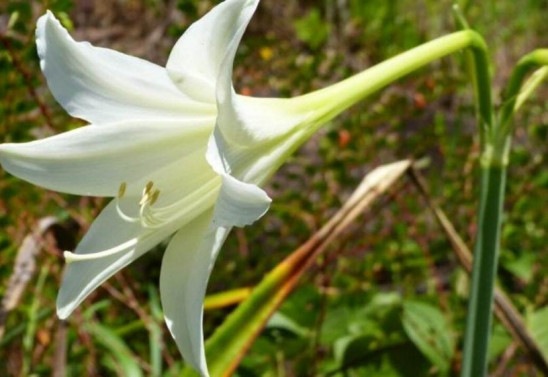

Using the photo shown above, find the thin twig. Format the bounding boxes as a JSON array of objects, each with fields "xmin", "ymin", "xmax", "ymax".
[
  {"xmin": 0, "ymin": 33, "xmax": 55, "ymax": 131},
  {"xmin": 0, "ymin": 217, "xmax": 59, "ymax": 340},
  {"xmin": 492, "ymin": 342, "xmax": 518, "ymax": 377},
  {"xmin": 52, "ymin": 321, "xmax": 67, "ymax": 377}
]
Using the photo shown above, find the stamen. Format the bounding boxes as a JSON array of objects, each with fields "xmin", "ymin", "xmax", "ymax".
[
  {"xmin": 137, "ymin": 178, "xmax": 220, "ymax": 229},
  {"xmin": 115, "ymin": 177, "xmax": 220, "ymax": 229},
  {"xmin": 64, "ymin": 238, "xmax": 138, "ymax": 263},
  {"xmin": 116, "ymin": 181, "xmax": 162, "ymax": 225}
]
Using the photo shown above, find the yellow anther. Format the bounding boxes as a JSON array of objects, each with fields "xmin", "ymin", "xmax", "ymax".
[
  {"xmin": 118, "ymin": 182, "xmax": 127, "ymax": 198},
  {"xmin": 150, "ymin": 190, "xmax": 160, "ymax": 205},
  {"xmin": 144, "ymin": 181, "xmax": 154, "ymax": 194}
]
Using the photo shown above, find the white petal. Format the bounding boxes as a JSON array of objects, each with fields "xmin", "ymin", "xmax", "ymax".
[
  {"xmin": 166, "ymin": 0, "xmax": 258, "ymax": 103},
  {"xmin": 160, "ymin": 210, "xmax": 231, "ymax": 376},
  {"xmin": 218, "ymin": 95, "xmax": 313, "ymax": 144},
  {"xmin": 212, "ymin": 174, "xmax": 270, "ymax": 227},
  {"xmin": 211, "ymin": 3, "xmax": 312, "ymax": 146},
  {"xmin": 0, "ymin": 119, "xmax": 213, "ymax": 196},
  {"xmin": 57, "ymin": 199, "xmax": 180, "ymax": 319},
  {"xmin": 36, "ymin": 11, "xmax": 215, "ymax": 124},
  {"xmin": 206, "ymin": 128, "xmax": 271, "ymax": 227}
]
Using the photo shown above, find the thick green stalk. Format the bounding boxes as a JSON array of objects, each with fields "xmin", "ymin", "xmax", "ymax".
[
  {"xmin": 460, "ymin": 48, "xmax": 548, "ymax": 377},
  {"xmin": 460, "ymin": 165, "xmax": 507, "ymax": 377}
]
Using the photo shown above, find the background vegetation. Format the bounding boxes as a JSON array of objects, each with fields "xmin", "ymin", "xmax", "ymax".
[{"xmin": 0, "ymin": 0, "xmax": 547, "ymax": 376}]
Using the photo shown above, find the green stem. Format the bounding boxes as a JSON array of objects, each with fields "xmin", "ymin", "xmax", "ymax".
[
  {"xmin": 460, "ymin": 166, "xmax": 507, "ymax": 377},
  {"xmin": 499, "ymin": 49, "xmax": 548, "ymax": 132},
  {"xmin": 462, "ymin": 47, "xmax": 548, "ymax": 377},
  {"xmin": 452, "ymin": 4, "xmax": 471, "ymax": 30}
]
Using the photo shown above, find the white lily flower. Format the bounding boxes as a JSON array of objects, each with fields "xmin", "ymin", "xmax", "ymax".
[{"xmin": 0, "ymin": 0, "xmax": 374, "ymax": 375}]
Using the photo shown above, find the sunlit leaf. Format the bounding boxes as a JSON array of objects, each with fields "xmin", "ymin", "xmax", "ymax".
[
  {"xmin": 527, "ymin": 306, "xmax": 548, "ymax": 358},
  {"xmin": 514, "ymin": 66, "xmax": 548, "ymax": 112},
  {"xmin": 402, "ymin": 300, "xmax": 454, "ymax": 374},
  {"xmin": 266, "ymin": 311, "xmax": 309, "ymax": 338},
  {"xmin": 488, "ymin": 324, "xmax": 512, "ymax": 363},
  {"xmin": 293, "ymin": 9, "xmax": 330, "ymax": 50}
]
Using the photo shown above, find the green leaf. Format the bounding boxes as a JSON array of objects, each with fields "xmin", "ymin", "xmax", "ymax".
[
  {"xmin": 402, "ymin": 300, "xmax": 454, "ymax": 374},
  {"xmin": 500, "ymin": 249, "xmax": 536, "ymax": 283},
  {"xmin": 487, "ymin": 324, "xmax": 512, "ymax": 363},
  {"xmin": 330, "ymin": 293, "xmax": 427, "ymax": 375},
  {"xmin": 85, "ymin": 322, "xmax": 143, "ymax": 377},
  {"xmin": 514, "ymin": 66, "xmax": 548, "ymax": 112},
  {"xmin": 323, "ymin": 293, "xmax": 402, "ymax": 350},
  {"xmin": 527, "ymin": 306, "xmax": 548, "ymax": 358},
  {"xmin": 336, "ymin": 334, "xmax": 429, "ymax": 377},
  {"xmin": 266, "ymin": 311, "xmax": 309, "ymax": 338},
  {"xmin": 294, "ymin": 9, "xmax": 331, "ymax": 50}
]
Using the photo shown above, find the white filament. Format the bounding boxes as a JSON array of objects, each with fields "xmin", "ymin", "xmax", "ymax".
[{"xmin": 64, "ymin": 238, "xmax": 138, "ymax": 263}]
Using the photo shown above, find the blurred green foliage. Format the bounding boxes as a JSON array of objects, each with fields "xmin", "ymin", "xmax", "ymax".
[{"xmin": 0, "ymin": 0, "xmax": 547, "ymax": 376}]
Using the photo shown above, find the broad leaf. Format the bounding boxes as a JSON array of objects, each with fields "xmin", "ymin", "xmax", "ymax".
[{"xmin": 402, "ymin": 300, "xmax": 454, "ymax": 374}]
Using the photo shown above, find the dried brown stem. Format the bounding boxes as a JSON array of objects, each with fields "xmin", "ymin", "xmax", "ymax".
[{"xmin": 0, "ymin": 217, "xmax": 59, "ymax": 340}]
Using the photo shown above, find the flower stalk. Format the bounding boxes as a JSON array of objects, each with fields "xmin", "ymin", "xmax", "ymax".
[{"xmin": 460, "ymin": 47, "xmax": 548, "ymax": 377}]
